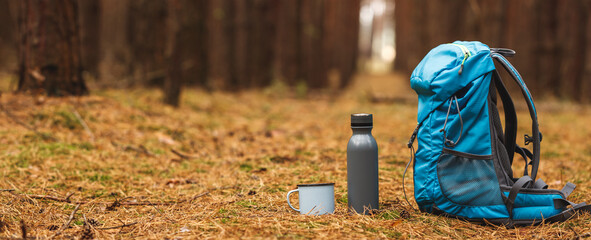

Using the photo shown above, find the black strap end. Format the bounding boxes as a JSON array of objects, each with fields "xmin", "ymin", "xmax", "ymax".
[
  {"xmin": 561, "ymin": 182, "xmax": 576, "ymax": 198},
  {"xmin": 553, "ymin": 198, "xmax": 573, "ymax": 210},
  {"xmin": 491, "ymin": 48, "xmax": 516, "ymax": 57}
]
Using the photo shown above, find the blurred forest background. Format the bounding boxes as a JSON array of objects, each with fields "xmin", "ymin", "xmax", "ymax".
[
  {"xmin": 4, "ymin": 1, "xmax": 591, "ymax": 238},
  {"xmin": 0, "ymin": 0, "xmax": 591, "ymax": 104}
]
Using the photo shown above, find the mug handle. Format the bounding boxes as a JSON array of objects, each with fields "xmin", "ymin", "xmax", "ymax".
[{"xmin": 286, "ymin": 189, "xmax": 300, "ymax": 212}]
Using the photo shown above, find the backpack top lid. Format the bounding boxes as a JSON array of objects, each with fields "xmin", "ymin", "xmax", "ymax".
[{"xmin": 411, "ymin": 41, "xmax": 495, "ymax": 124}]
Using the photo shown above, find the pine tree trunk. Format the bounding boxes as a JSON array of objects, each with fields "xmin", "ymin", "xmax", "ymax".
[
  {"xmin": 126, "ymin": 0, "xmax": 168, "ymax": 86},
  {"xmin": 163, "ymin": 0, "xmax": 182, "ymax": 107},
  {"xmin": 300, "ymin": 0, "xmax": 325, "ymax": 89},
  {"xmin": 582, "ymin": 1, "xmax": 591, "ymax": 103},
  {"xmin": 0, "ymin": 0, "xmax": 17, "ymax": 73},
  {"xmin": 555, "ymin": 1, "xmax": 588, "ymax": 101},
  {"xmin": 78, "ymin": 0, "xmax": 101, "ymax": 79},
  {"xmin": 98, "ymin": 0, "xmax": 130, "ymax": 85},
  {"xmin": 178, "ymin": 0, "xmax": 208, "ymax": 87},
  {"xmin": 274, "ymin": 1, "xmax": 301, "ymax": 86},
  {"xmin": 206, "ymin": 0, "xmax": 235, "ymax": 90},
  {"xmin": 18, "ymin": 0, "xmax": 88, "ymax": 96},
  {"xmin": 246, "ymin": 0, "xmax": 276, "ymax": 88},
  {"xmin": 323, "ymin": 0, "xmax": 360, "ymax": 88}
]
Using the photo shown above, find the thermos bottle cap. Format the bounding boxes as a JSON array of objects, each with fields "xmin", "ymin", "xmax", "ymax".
[{"xmin": 351, "ymin": 113, "xmax": 373, "ymax": 127}]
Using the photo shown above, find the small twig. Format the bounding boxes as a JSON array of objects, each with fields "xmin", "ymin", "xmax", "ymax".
[
  {"xmin": 51, "ymin": 203, "xmax": 81, "ymax": 238},
  {"xmin": 65, "ymin": 192, "xmax": 75, "ymax": 202},
  {"xmin": 171, "ymin": 148, "xmax": 198, "ymax": 160},
  {"xmin": 63, "ymin": 204, "xmax": 81, "ymax": 230},
  {"xmin": 0, "ymin": 189, "xmax": 15, "ymax": 192},
  {"xmin": 577, "ymin": 233, "xmax": 591, "ymax": 239},
  {"xmin": 10, "ymin": 193, "xmax": 177, "ymax": 205},
  {"xmin": 111, "ymin": 141, "xmax": 154, "ymax": 157},
  {"xmin": 30, "ymin": 194, "xmax": 70, "ymax": 202},
  {"xmin": 190, "ymin": 191, "xmax": 210, "ymax": 201},
  {"xmin": 570, "ymin": 226, "xmax": 582, "ymax": 240},
  {"xmin": 208, "ymin": 185, "xmax": 239, "ymax": 191},
  {"xmin": 26, "ymin": 194, "xmax": 74, "ymax": 203},
  {"xmin": 106, "ymin": 196, "xmax": 133, "ymax": 211},
  {"xmin": 117, "ymin": 201, "xmax": 178, "ymax": 206},
  {"xmin": 97, "ymin": 221, "xmax": 138, "ymax": 230},
  {"xmin": 4, "ymin": 191, "xmax": 208, "ymax": 207},
  {"xmin": 124, "ymin": 145, "xmax": 145, "ymax": 154},
  {"xmin": 71, "ymin": 107, "xmax": 95, "ymax": 142},
  {"xmin": 20, "ymin": 219, "xmax": 26, "ymax": 240},
  {"xmin": 3, "ymin": 191, "xmax": 89, "ymax": 204},
  {"xmin": 569, "ymin": 226, "xmax": 590, "ymax": 240},
  {"xmin": 138, "ymin": 145, "xmax": 154, "ymax": 156}
]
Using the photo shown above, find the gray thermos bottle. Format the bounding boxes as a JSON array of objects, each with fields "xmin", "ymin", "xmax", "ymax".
[{"xmin": 347, "ymin": 113, "xmax": 379, "ymax": 214}]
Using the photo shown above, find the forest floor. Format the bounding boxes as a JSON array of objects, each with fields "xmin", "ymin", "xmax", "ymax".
[{"xmin": 1, "ymin": 73, "xmax": 591, "ymax": 239}]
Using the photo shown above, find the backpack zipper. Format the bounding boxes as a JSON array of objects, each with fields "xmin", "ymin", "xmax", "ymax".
[{"xmin": 449, "ymin": 43, "xmax": 471, "ymax": 75}]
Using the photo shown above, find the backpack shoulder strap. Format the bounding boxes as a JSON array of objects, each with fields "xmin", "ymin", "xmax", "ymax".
[
  {"xmin": 491, "ymin": 70, "xmax": 518, "ymax": 164},
  {"xmin": 490, "ymin": 52, "xmax": 541, "ymax": 182}
]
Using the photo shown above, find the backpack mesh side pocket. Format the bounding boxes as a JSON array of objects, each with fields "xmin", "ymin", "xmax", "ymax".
[{"xmin": 437, "ymin": 149, "xmax": 504, "ymax": 206}]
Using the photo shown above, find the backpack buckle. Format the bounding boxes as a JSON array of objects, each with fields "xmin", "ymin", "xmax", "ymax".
[
  {"xmin": 524, "ymin": 134, "xmax": 533, "ymax": 145},
  {"xmin": 524, "ymin": 132, "xmax": 543, "ymax": 145}
]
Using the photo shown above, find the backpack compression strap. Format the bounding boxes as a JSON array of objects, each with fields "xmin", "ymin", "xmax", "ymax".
[{"xmin": 490, "ymin": 52, "xmax": 541, "ymax": 182}]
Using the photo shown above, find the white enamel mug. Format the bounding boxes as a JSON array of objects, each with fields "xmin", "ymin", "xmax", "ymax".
[{"xmin": 286, "ymin": 183, "xmax": 335, "ymax": 215}]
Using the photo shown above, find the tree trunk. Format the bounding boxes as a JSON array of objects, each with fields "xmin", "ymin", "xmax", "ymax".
[
  {"xmin": 179, "ymin": 0, "xmax": 208, "ymax": 87},
  {"xmin": 0, "ymin": 0, "xmax": 17, "ymax": 73},
  {"xmin": 85, "ymin": 0, "xmax": 360, "ymax": 91},
  {"xmin": 394, "ymin": 0, "xmax": 430, "ymax": 74},
  {"xmin": 163, "ymin": 0, "xmax": 182, "ymax": 107},
  {"xmin": 274, "ymin": 1, "xmax": 301, "ymax": 86},
  {"xmin": 323, "ymin": 0, "xmax": 360, "ymax": 88},
  {"xmin": 17, "ymin": 0, "xmax": 88, "ymax": 96},
  {"xmin": 78, "ymin": 0, "xmax": 101, "ymax": 79},
  {"xmin": 534, "ymin": 0, "xmax": 559, "ymax": 97},
  {"xmin": 582, "ymin": 1, "xmax": 591, "ymax": 103},
  {"xmin": 300, "ymin": 0, "xmax": 325, "ymax": 89},
  {"xmin": 556, "ymin": 1, "xmax": 587, "ymax": 101},
  {"xmin": 126, "ymin": 0, "xmax": 168, "ymax": 86},
  {"xmin": 206, "ymin": 0, "xmax": 235, "ymax": 90},
  {"xmin": 245, "ymin": 0, "xmax": 276, "ymax": 88},
  {"xmin": 98, "ymin": 0, "xmax": 130, "ymax": 85}
]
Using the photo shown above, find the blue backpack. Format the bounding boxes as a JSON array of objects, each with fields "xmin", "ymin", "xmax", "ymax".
[{"xmin": 405, "ymin": 41, "xmax": 590, "ymax": 226}]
